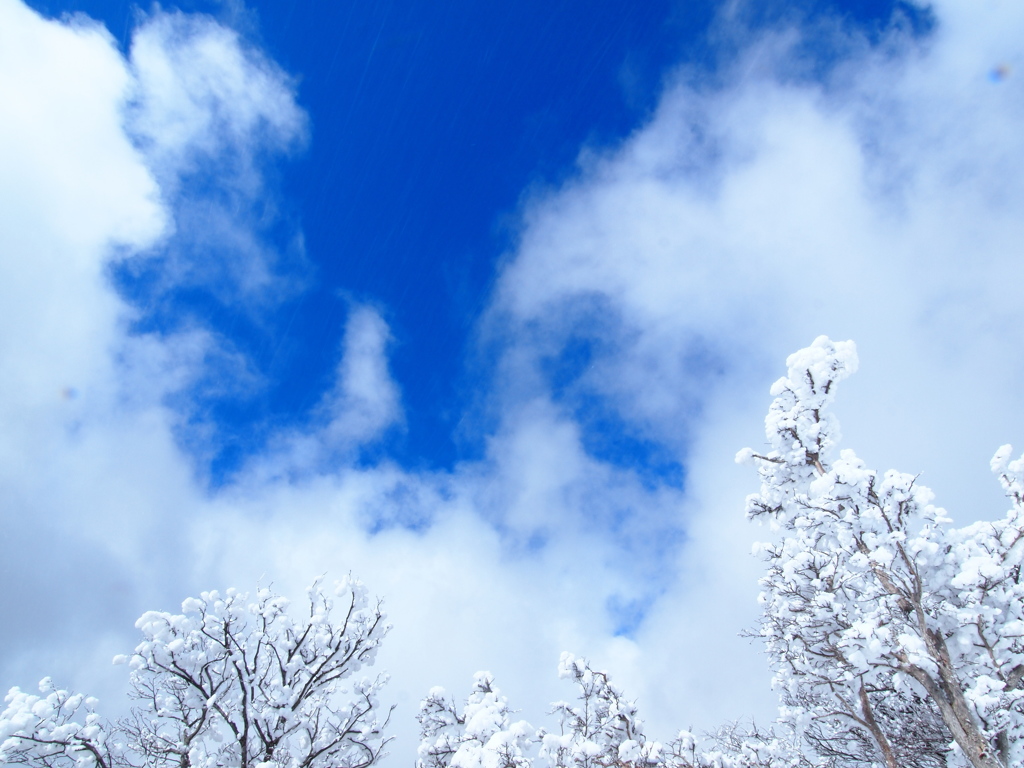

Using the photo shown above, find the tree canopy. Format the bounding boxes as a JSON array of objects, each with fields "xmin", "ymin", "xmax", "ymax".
[{"xmin": 1, "ymin": 578, "xmax": 391, "ymax": 768}]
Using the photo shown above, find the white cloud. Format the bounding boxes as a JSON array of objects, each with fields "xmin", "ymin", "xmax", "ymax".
[
  {"xmin": 478, "ymin": 0, "xmax": 1024, "ymax": 737},
  {"xmin": 492, "ymin": 0, "xmax": 1024, "ymax": 513},
  {"xmin": 323, "ymin": 306, "xmax": 404, "ymax": 447},
  {"xmin": 128, "ymin": 9, "xmax": 306, "ymax": 191},
  {"xmin": 0, "ymin": 0, "xmax": 305, "ymax": 708},
  {"xmin": 2, "ymin": 0, "xmax": 1024, "ymax": 763},
  {"xmin": 123, "ymin": 8, "xmax": 309, "ymax": 306},
  {"xmin": 247, "ymin": 304, "xmax": 405, "ymax": 479},
  {"xmin": 0, "ymin": 0, "xmax": 162, "ymax": 430}
]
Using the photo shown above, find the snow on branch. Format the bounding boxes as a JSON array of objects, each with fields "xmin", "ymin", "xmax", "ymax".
[
  {"xmin": 2, "ymin": 579, "xmax": 393, "ymax": 768},
  {"xmin": 739, "ymin": 336, "xmax": 1024, "ymax": 768}
]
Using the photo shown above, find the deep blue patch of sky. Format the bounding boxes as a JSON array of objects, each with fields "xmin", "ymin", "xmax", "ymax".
[
  {"xmin": 540, "ymin": 331, "xmax": 688, "ymax": 490},
  {"xmin": 34, "ymin": 0, "xmax": 932, "ymax": 484}
]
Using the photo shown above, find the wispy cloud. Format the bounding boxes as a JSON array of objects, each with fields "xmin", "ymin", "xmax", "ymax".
[
  {"xmin": 245, "ymin": 304, "xmax": 405, "ymax": 480},
  {"xmin": 122, "ymin": 8, "xmax": 309, "ymax": 310}
]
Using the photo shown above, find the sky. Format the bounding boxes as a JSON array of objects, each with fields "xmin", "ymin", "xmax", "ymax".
[{"xmin": 1, "ymin": 0, "xmax": 1023, "ymax": 761}]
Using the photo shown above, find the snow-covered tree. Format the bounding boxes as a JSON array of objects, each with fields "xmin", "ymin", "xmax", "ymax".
[
  {"xmin": 784, "ymin": 686, "xmax": 950, "ymax": 768},
  {"xmin": 417, "ymin": 672, "xmax": 533, "ymax": 768},
  {"xmin": 538, "ymin": 653, "xmax": 660, "ymax": 768},
  {"xmin": 738, "ymin": 336, "xmax": 1024, "ymax": 768},
  {"xmin": 661, "ymin": 723, "xmax": 808, "ymax": 768},
  {"xmin": 0, "ymin": 578, "xmax": 392, "ymax": 768},
  {"xmin": 419, "ymin": 655, "xmax": 659, "ymax": 768},
  {"xmin": 0, "ymin": 678, "xmax": 116, "ymax": 768}
]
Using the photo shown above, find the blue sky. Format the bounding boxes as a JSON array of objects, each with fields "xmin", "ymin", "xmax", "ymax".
[
  {"xmin": 53, "ymin": 0, "xmax": 714, "ymax": 477},
  {"xmin": 2, "ymin": 0, "xmax": 1023, "ymax": 761},
  {"xmin": 27, "ymin": 0, "xmax": 926, "ymax": 480}
]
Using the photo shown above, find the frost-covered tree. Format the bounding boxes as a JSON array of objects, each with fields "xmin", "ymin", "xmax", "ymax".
[
  {"xmin": 662, "ymin": 723, "xmax": 809, "ymax": 768},
  {"xmin": 0, "ymin": 578, "xmax": 392, "ymax": 768},
  {"xmin": 737, "ymin": 336, "xmax": 1024, "ymax": 768},
  {"xmin": 419, "ymin": 655, "xmax": 659, "ymax": 768},
  {"xmin": 0, "ymin": 679, "xmax": 116, "ymax": 768},
  {"xmin": 417, "ymin": 672, "xmax": 533, "ymax": 768},
  {"xmin": 538, "ymin": 653, "xmax": 660, "ymax": 768},
  {"xmin": 786, "ymin": 686, "xmax": 950, "ymax": 768}
]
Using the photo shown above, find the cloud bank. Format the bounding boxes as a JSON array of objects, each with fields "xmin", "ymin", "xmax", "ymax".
[{"xmin": 2, "ymin": 0, "xmax": 1023, "ymax": 761}]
